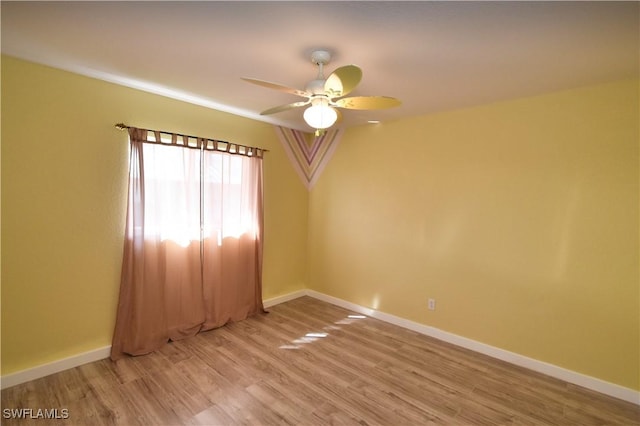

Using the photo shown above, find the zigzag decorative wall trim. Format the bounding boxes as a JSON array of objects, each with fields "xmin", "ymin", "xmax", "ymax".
[{"xmin": 275, "ymin": 126, "xmax": 343, "ymax": 189}]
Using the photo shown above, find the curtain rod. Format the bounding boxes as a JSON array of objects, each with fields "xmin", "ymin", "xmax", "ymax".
[{"xmin": 114, "ymin": 123, "xmax": 269, "ymax": 153}]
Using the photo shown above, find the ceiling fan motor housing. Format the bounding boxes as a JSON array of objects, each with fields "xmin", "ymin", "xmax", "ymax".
[{"xmin": 305, "ymin": 79, "xmax": 326, "ymax": 95}]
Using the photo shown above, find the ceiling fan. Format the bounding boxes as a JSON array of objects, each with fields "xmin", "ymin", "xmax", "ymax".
[{"xmin": 242, "ymin": 50, "xmax": 401, "ymax": 134}]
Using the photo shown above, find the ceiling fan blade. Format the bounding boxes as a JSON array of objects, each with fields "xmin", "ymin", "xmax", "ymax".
[
  {"xmin": 334, "ymin": 96, "xmax": 401, "ymax": 110},
  {"xmin": 242, "ymin": 77, "xmax": 310, "ymax": 98},
  {"xmin": 260, "ymin": 100, "xmax": 310, "ymax": 115},
  {"xmin": 324, "ymin": 65, "xmax": 362, "ymax": 98}
]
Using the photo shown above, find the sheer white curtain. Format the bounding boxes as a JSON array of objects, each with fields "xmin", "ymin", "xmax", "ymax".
[{"xmin": 111, "ymin": 128, "xmax": 264, "ymax": 359}]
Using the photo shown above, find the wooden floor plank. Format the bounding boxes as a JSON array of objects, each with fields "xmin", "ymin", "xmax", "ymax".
[{"xmin": 2, "ymin": 296, "xmax": 638, "ymax": 425}]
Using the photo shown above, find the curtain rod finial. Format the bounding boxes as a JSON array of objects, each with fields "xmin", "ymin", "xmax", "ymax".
[{"xmin": 115, "ymin": 123, "xmax": 128, "ymax": 131}]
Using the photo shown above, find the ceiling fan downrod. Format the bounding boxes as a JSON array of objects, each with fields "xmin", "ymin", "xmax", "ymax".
[
  {"xmin": 305, "ymin": 50, "xmax": 332, "ymax": 95},
  {"xmin": 311, "ymin": 50, "xmax": 331, "ymax": 79}
]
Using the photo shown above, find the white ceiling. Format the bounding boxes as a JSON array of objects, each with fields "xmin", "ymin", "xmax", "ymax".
[{"xmin": 2, "ymin": 1, "xmax": 638, "ymax": 132}]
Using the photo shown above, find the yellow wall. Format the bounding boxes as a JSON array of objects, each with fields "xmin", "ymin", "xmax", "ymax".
[
  {"xmin": 3, "ymin": 55, "xmax": 638, "ymax": 392},
  {"xmin": 1, "ymin": 56, "xmax": 308, "ymax": 374},
  {"xmin": 308, "ymin": 79, "xmax": 639, "ymax": 390}
]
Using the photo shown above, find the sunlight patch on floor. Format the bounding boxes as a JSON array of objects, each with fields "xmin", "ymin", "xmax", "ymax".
[
  {"xmin": 335, "ymin": 314, "xmax": 367, "ymax": 325},
  {"xmin": 278, "ymin": 313, "xmax": 367, "ymax": 350}
]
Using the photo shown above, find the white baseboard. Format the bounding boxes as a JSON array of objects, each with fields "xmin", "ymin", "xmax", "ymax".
[
  {"xmin": 263, "ymin": 290, "xmax": 307, "ymax": 309},
  {"xmin": 1, "ymin": 346, "xmax": 111, "ymax": 390},
  {"xmin": 304, "ymin": 289, "xmax": 640, "ymax": 406},
  {"xmin": 3, "ymin": 289, "xmax": 638, "ymax": 406}
]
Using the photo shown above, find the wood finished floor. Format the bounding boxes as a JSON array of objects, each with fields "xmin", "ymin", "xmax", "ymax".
[{"xmin": 2, "ymin": 296, "xmax": 639, "ymax": 425}]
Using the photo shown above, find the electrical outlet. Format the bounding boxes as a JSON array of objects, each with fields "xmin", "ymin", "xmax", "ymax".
[{"xmin": 428, "ymin": 298, "xmax": 436, "ymax": 311}]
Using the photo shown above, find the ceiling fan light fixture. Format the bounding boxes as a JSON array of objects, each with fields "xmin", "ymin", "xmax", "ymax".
[
  {"xmin": 243, "ymin": 49, "xmax": 400, "ymax": 131},
  {"xmin": 303, "ymin": 98, "xmax": 337, "ymax": 130}
]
